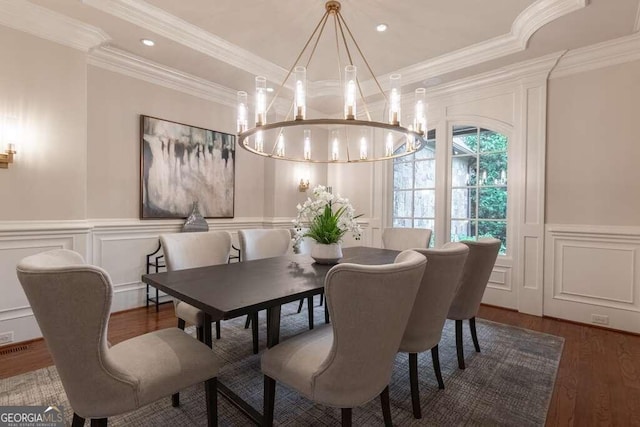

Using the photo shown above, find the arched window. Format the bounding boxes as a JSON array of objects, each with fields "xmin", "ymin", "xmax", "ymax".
[{"xmin": 450, "ymin": 126, "xmax": 508, "ymax": 254}]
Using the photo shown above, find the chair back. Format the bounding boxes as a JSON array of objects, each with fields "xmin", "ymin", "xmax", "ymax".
[
  {"xmin": 314, "ymin": 250, "xmax": 426, "ymax": 407},
  {"xmin": 160, "ymin": 231, "xmax": 231, "ymax": 271},
  {"xmin": 16, "ymin": 250, "xmax": 138, "ymax": 416},
  {"xmin": 238, "ymin": 229, "xmax": 291, "ymax": 261},
  {"xmin": 382, "ymin": 227, "xmax": 432, "ymax": 251},
  {"xmin": 400, "ymin": 243, "xmax": 469, "ymax": 353},
  {"xmin": 447, "ymin": 238, "xmax": 501, "ymax": 320}
]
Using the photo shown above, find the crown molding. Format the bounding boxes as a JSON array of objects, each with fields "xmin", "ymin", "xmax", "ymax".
[
  {"xmin": 82, "ymin": 0, "xmax": 289, "ymax": 88},
  {"xmin": 550, "ymin": 32, "xmax": 640, "ymax": 79},
  {"xmin": 81, "ymin": 0, "xmax": 584, "ymax": 98},
  {"xmin": 88, "ymin": 46, "xmax": 238, "ymax": 107},
  {"xmin": 357, "ymin": 0, "xmax": 587, "ymax": 95},
  {"xmin": 0, "ymin": 0, "xmax": 109, "ymax": 51},
  {"xmin": 360, "ymin": 51, "xmax": 564, "ymax": 118},
  {"xmin": 87, "ymin": 46, "xmax": 309, "ymax": 117}
]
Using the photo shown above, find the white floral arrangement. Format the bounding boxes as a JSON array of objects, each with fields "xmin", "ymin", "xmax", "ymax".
[{"xmin": 292, "ymin": 185, "xmax": 362, "ymax": 250}]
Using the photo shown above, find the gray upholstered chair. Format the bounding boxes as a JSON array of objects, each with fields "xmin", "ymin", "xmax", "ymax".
[
  {"xmin": 382, "ymin": 227, "xmax": 432, "ymax": 250},
  {"xmin": 16, "ymin": 249, "xmax": 220, "ymax": 427},
  {"xmin": 261, "ymin": 250, "xmax": 427, "ymax": 427},
  {"xmin": 398, "ymin": 243, "xmax": 469, "ymax": 419},
  {"xmin": 447, "ymin": 238, "xmax": 501, "ymax": 369},
  {"xmin": 238, "ymin": 228, "xmax": 292, "ymax": 353},
  {"xmin": 160, "ymin": 231, "xmax": 232, "ymax": 342}
]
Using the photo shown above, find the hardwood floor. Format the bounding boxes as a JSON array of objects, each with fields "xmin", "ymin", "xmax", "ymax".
[{"xmin": 1, "ymin": 303, "xmax": 639, "ymax": 426}]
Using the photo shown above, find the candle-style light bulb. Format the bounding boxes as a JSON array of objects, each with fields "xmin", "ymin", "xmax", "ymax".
[
  {"xmin": 360, "ymin": 136, "xmax": 368, "ymax": 160},
  {"xmin": 331, "ymin": 130, "xmax": 339, "ymax": 161},
  {"xmin": 276, "ymin": 133, "xmax": 285, "ymax": 157},
  {"xmin": 389, "ymin": 74, "xmax": 401, "ymax": 125},
  {"xmin": 237, "ymin": 91, "xmax": 248, "ymax": 133},
  {"xmin": 385, "ymin": 132, "xmax": 394, "ymax": 157},
  {"xmin": 414, "ymin": 88, "xmax": 427, "ymax": 135},
  {"xmin": 255, "ymin": 130, "xmax": 264, "ymax": 152},
  {"xmin": 303, "ymin": 129, "xmax": 311, "ymax": 160},
  {"xmin": 294, "ymin": 66, "xmax": 306, "ymax": 120},
  {"xmin": 344, "ymin": 65, "xmax": 357, "ymax": 119},
  {"xmin": 255, "ymin": 76, "xmax": 267, "ymax": 126}
]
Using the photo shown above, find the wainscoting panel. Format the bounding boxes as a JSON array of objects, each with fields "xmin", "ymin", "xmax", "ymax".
[
  {"xmin": 0, "ymin": 223, "xmax": 91, "ymax": 343},
  {"xmin": 482, "ymin": 262, "xmax": 516, "ymax": 310},
  {"xmin": 545, "ymin": 224, "xmax": 640, "ymax": 333}
]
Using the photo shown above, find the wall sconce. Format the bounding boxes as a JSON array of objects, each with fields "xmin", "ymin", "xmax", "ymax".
[
  {"xmin": 298, "ymin": 178, "xmax": 310, "ymax": 192},
  {"xmin": 1, "ymin": 116, "xmax": 18, "ymax": 169}
]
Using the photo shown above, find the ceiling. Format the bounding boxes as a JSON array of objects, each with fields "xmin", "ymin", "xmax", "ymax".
[{"xmin": 18, "ymin": 0, "xmax": 640, "ymax": 114}]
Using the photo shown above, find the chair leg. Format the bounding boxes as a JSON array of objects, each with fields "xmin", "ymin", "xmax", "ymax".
[
  {"xmin": 251, "ymin": 312, "xmax": 259, "ymax": 354},
  {"xmin": 380, "ymin": 385, "xmax": 392, "ymax": 427},
  {"xmin": 90, "ymin": 419, "xmax": 107, "ymax": 427},
  {"xmin": 296, "ymin": 298, "xmax": 304, "ymax": 313},
  {"xmin": 177, "ymin": 318, "xmax": 185, "ymax": 330},
  {"xmin": 307, "ymin": 296, "xmax": 314, "ymax": 330},
  {"xmin": 470, "ymin": 317, "xmax": 480, "ymax": 353},
  {"xmin": 244, "ymin": 315, "xmax": 251, "ymax": 329},
  {"xmin": 196, "ymin": 326, "xmax": 204, "ymax": 342},
  {"xmin": 72, "ymin": 413, "xmax": 85, "ymax": 427},
  {"xmin": 215, "ymin": 321, "xmax": 221, "ymax": 340},
  {"xmin": 324, "ymin": 301, "xmax": 330, "ymax": 324},
  {"xmin": 205, "ymin": 377, "xmax": 218, "ymax": 427},
  {"xmin": 455, "ymin": 319, "xmax": 465, "ymax": 369},
  {"xmin": 341, "ymin": 408, "xmax": 352, "ymax": 427},
  {"xmin": 431, "ymin": 345, "xmax": 445, "ymax": 390},
  {"xmin": 319, "ymin": 293, "xmax": 324, "ymax": 306},
  {"xmin": 263, "ymin": 375, "xmax": 276, "ymax": 427},
  {"xmin": 409, "ymin": 353, "xmax": 422, "ymax": 419},
  {"xmin": 171, "ymin": 392, "xmax": 179, "ymax": 407}
]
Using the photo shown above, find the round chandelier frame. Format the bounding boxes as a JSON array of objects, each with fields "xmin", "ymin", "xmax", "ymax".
[{"xmin": 236, "ymin": 0, "xmax": 428, "ymax": 163}]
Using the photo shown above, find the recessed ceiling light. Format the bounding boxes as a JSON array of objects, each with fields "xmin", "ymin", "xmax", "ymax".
[
  {"xmin": 266, "ymin": 87, "xmax": 274, "ymax": 93},
  {"xmin": 376, "ymin": 23, "xmax": 388, "ymax": 32},
  {"xmin": 141, "ymin": 39, "xmax": 155, "ymax": 47}
]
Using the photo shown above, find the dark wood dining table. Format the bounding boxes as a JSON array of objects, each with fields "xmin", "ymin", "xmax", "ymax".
[{"xmin": 141, "ymin": 246, "xmax": 399, "ymax": 424}]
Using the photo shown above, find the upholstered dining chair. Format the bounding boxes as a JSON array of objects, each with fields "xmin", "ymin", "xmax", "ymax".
[
  {"xmin": 16, "ymin": 249, "xmax": 220, "ymax": 427},
  {"xmin": 382, "ymin": 227, "xmax": 432, "ymax": 250},
  {"xmin": 160, "ymin": 231, "xmax": 232, "ymax": 342},
  {"xmin": 398, "ymin": 243, "xmax": 469, "ymax": 419},
  {"xmin": 447, "ymin": 238, "xmax": 501, "ymax": 369},
  {"xmin": 238, "ymin": 228, "xmax": 292, "ymax": 354},
  {"xmin": 261, "ymin": 250, "xmax": 427, "ymax": 427}
]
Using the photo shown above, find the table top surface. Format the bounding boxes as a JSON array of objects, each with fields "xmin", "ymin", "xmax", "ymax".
[{"xmin": 141, "ymin": 246, "xmax": 399, "ymax": 320}]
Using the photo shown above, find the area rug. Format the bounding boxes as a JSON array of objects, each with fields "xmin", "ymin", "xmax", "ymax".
[{"xmin": 0, "ymin": 301, "xmax": 563, "ymax": 426}]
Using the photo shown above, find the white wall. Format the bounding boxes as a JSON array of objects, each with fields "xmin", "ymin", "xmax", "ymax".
[
  {"xmin": 87, "ymin": 66, "xmax": 265, "ymax": 219},
  {"xmin": 0, "ymin": 26, "xmax": 87, "ymax": 221},
  {"xmin": 544, "ymin": 59, "xmax": 640, "ymax": 333}
]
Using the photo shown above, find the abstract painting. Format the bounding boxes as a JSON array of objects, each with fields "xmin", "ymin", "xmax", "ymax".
[{"xmin": 140, "ymin": 115, "xmax": 235, "ymax": 218}]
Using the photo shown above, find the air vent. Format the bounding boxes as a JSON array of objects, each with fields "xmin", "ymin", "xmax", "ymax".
[{"xmin": 0, "ymin": 344, "xmax": 29, "ymax": 355}]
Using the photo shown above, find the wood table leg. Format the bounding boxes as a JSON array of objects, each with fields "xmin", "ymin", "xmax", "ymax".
[
  {"xmin": 266, "ymin": 306, "xmax": 281, "ymax": 348},
  {"xmin": 203, "ymin": 313, "xmax": 213, "ymax": 348}
]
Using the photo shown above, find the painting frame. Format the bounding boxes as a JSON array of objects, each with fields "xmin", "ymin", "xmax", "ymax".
[{"xmin": 140, "ymin": 115, "xmax": 235, "ymax": 219}]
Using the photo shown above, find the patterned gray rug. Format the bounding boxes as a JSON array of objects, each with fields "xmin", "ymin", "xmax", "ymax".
[{"xmin": 0, "ymin": 301, "xmax": 563, "ymax": 426}]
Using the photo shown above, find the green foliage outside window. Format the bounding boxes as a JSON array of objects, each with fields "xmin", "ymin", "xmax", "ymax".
[{"xmin": 453, "ymin": 129, "xmax": 508, "ymax": 254}]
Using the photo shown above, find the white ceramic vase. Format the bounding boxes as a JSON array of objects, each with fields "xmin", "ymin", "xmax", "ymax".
[{"xmin": 310, "ymin": 242, "xmax": 343, "ymax": 265}]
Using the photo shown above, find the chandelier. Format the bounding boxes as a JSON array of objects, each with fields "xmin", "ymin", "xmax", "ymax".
[{"xmin": 236, "ymin": 1, "xmax": 428, "ymax": 163}]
